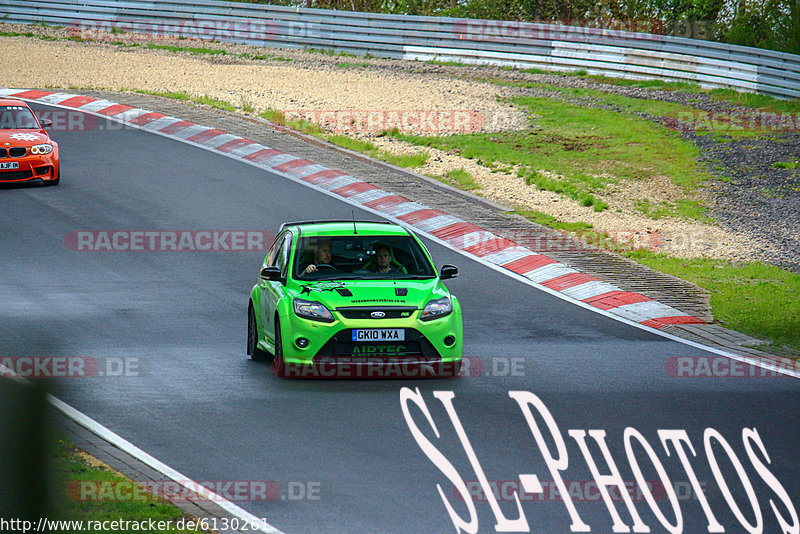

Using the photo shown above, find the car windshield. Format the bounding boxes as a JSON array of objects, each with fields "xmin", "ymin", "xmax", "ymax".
[
  {"xmin": 0, "ymin": 106, "xmax": 39, "ymax": 130},
  {"xmin": 293, "ymin": 234, "xmax": 436, "ymax": 281}
]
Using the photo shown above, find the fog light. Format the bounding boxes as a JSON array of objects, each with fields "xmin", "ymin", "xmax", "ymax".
[
  {"xmin": 296, "ymin": 338, "xmax": 309, "ymax": 348},
  {"xmin": 444, "ymin": 335, "xmax": 456, "ymax": 347}
]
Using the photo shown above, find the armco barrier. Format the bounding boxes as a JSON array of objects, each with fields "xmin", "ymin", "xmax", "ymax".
[{"xmin": 1, "ymin": 0, "xmax": 798, "ymax": 99}]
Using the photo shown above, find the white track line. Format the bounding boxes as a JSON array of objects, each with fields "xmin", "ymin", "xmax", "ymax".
[
  {"xmin": 0, "ymin": 360, "xmax": 284, "ymax": 534},
  {"xmin": 49, "ymin": 396, "xmax": 285, "ymax": 534}
]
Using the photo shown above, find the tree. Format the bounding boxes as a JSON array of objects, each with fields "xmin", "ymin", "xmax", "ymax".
[{"xmin": 721, "ymin": 0, "xmax": 799, "ymax": 53}]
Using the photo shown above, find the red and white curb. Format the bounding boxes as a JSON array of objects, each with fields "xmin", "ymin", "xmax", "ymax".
[
  {"xmin": 7, "ymin": 87, "xmax": 798, "ymax": 380},
  {"xmin": 3, "ymin": 87, "xmax": 703, "ymax": 329}
]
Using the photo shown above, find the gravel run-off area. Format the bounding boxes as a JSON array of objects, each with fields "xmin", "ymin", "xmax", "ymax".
[{"xmin": 2, "ymin": 24, "xmax": 798, "ymax": 271}]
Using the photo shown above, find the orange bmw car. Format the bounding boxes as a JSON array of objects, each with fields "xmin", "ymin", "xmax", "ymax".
[{"xmin": 0, "ymin": 98, "xmax": 59, "ymax": 186}]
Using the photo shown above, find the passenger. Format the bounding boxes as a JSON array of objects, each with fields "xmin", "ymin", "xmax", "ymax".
[{"xmin": 368, "ymin": 243, "xmax": 406, "ymax": 274}]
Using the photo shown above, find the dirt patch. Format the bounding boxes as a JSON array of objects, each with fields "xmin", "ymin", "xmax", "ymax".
[
  {"xmin": 368, "ymin": 136, "xmax": 764, "ymax": 260},
  {"xmin": 75, "ymin": 450, "xmax": 126, "ymax": 477},
  {"xmin": 0, "ymin": 29, "xmax": 526, "ymax": 134}
]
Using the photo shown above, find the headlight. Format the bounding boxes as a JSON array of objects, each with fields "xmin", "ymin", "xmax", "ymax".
[
  {"xmin": 420, "ymin": 297, "xmax": 452, "ymax": 321},
  {"xmin": 31, "ymin": 144, "xmax": 53, "ymax": 155},
  {"xmin": 293, "ymin": 298, "xmax": 334, "ymax": 322}
]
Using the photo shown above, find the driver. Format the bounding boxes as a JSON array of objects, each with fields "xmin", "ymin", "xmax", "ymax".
[{"xmin": 300, "ymin": 238, "xmax": 335, "ymax": 275}]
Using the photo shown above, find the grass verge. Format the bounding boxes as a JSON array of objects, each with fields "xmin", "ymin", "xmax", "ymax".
[
  {"xmin": 391, "ymin": 93, "xmax": 710, "ymax": 214},
  {"xmin": 305, "ymin": 47, "xmax": 356, "ymax": 57},
  {"xmin": 429, "ymin": 168, "xmax": 480, "ymax": 190},
  {"xmin": 133, "ymin": 90, "xmax": 236, "ymax": 112},
  {"xmin": 709, "ymin": 89, "xmax": 800, "ymax": 113},
  {"xmin": 482, "ymin": 78, "xmax": 797, "ymax": 140},
  {"xmin": 582, "ymin": 75, "xmax": 703, "ymax": 92},
  {"xmin": 260, "ymin": 109, "xmax": 332, "ymax": 136},
  {"xmin": 0, "ymin": 30, "xmax": 57, "ymax": 40},
  {"xmin": 514, "ymin": 209, "xmax": 593, "ymax": 232},
  {"xmin": 636, "ymin": 198, "xmax": 708, "ymax": 221},
  {"xmin": 142, "ymin": 43, "xmax": 291, "ymax": 61},
  {"xmin": 146, "ymin": 44, "xmax": 226, "ymax": 56},
  {"xmin": 513, "ymin": 209, "xmax": 632, "ymax": 252},
  {"xmin": 515, "ymin": 210, "xmax": 800, "ymax": 357},
  {"xmin": 772, "ymin": 161, "xmax": 800, "ymax": 169},
  {"xmin": 481, "ymin": 78, "xmax": 703, "ymax": 118},
  {"xmin": 626, "ymin": 251, "xmax": 800, "ymax": 357},
  {"xmin": 335, "ymin": 62, "xmax": 371, "ymax": 68},
  {"xmin": 257, "ymin": 112, "xmax": 428, "ymax": 168},
  {"xmin": 426, "ymin": 59, "xmax": 468, "ymax": 67},
  {"xmin": 325, "ymin": 135, "xmax": 429, "ymax": 168},
  {"xmin": 50, "ymin": 434, "xmax": 208, "ymax": 533}
]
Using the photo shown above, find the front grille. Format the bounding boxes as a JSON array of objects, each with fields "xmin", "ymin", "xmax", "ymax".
[
  {"xmin": 9, "ymin": 147, "xmax": 26, "ymax": 157},
  {"xmin": 336, "ymin": 306, "xmax": 417, "ymax": 320},
  {"xmin": 0, "ymin": 170, "xmax": 33, "ymax": 181},
  {"xmin": 314, "ymin": 328, "xmax": 440, "ymax": 359},
  {"xmin": 0, "ymin": 148, "xmax": 6, "ymax": 158}
]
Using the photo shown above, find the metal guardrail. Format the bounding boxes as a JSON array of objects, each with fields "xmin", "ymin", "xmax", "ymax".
[{"xmin": 2, "ymin": 0, "xmax": 799, "ymax": 99}]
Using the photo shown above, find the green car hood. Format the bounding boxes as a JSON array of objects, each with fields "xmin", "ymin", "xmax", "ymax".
[{"xmin": 288, "ymin": 279, "xmax": 448, "ymax": 310}]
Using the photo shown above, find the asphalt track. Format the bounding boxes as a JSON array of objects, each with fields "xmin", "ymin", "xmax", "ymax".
[{"xmin": 2, "ymin": 103, "xmax": 799, "ymax": 533}]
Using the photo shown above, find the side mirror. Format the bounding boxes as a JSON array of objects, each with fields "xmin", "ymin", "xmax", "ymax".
[
  {"xmin": 40, "ymin": 118, "xmax": 53, "ymax": 128},
  {"xmin": 440, "ymin": 264, "xmax": 458, "ymax": 280},
  {"xmin": 260, "ymin": 266, "xmax": 281, "ymax": 282}
]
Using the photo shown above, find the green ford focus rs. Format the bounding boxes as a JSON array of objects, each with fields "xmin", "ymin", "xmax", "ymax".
[{"xmin": 247, "ymin": 220, "xmax": 462, "ymax": 378}]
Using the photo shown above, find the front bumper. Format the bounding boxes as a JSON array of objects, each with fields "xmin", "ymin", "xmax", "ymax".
[
  {"xmin": 279, "ymin": 357, "xmax": 462, "ymax": 379},
  {"xmin": 277, "ymin": 310, "xmax": 462, "ymax": 367},
  {"xmin": 0, "ymin": 154, "xmax": 58, "ymax": 183}
]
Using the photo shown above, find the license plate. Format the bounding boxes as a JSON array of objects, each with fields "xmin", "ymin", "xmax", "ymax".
[
  {"xmin": 352, "ymin": 329, "xmax": 405, "ymax": 342},
  {"xmin": 0, "ymin": 162, "xmax": 19, "ymax": 170}
]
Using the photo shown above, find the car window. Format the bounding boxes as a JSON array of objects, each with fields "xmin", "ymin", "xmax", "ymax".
[
  {"xmin": 273, "ymin": 237, "xmax": 287, "ymax": 269},
  {"xmin": 265, "ymin": 238, "xmax": 278, "ymax": 267},
  {"xmin": 268, "ymin": 232, "xmax": 293, "ymax": 275},
  {"xmin": 0, "ymin": 106, "xmax": 38, "ymax": 129},
  {"xmin": 265, "ymin": 232, "xmax": 286, "ymax": 267},
  {"xmin": 293, "ymin": 234, "xmax": 436, "ymax": 280},
  {"xmin": 279, "ymin": 234, "xmax": 292, "ymax": 277}
]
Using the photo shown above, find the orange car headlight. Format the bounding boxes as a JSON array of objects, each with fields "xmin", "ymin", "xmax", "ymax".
[{"xmin": 30, "ymin": 144, "xmax": 53, "ymax": 155}]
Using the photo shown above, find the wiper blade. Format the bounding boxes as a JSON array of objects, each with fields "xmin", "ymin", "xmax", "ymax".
[{"xmin": 395, "ymin": 274, "xmax": 436, "ymax": 279}]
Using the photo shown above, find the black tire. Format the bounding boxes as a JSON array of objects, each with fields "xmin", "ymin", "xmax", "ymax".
[
  {"xmin": 272, "ymin": 317, "xmax": 287, "ymax": 378},
  {"xmin": 247, "ymin": 306, "xmax": 270, "ymax": 362}
]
